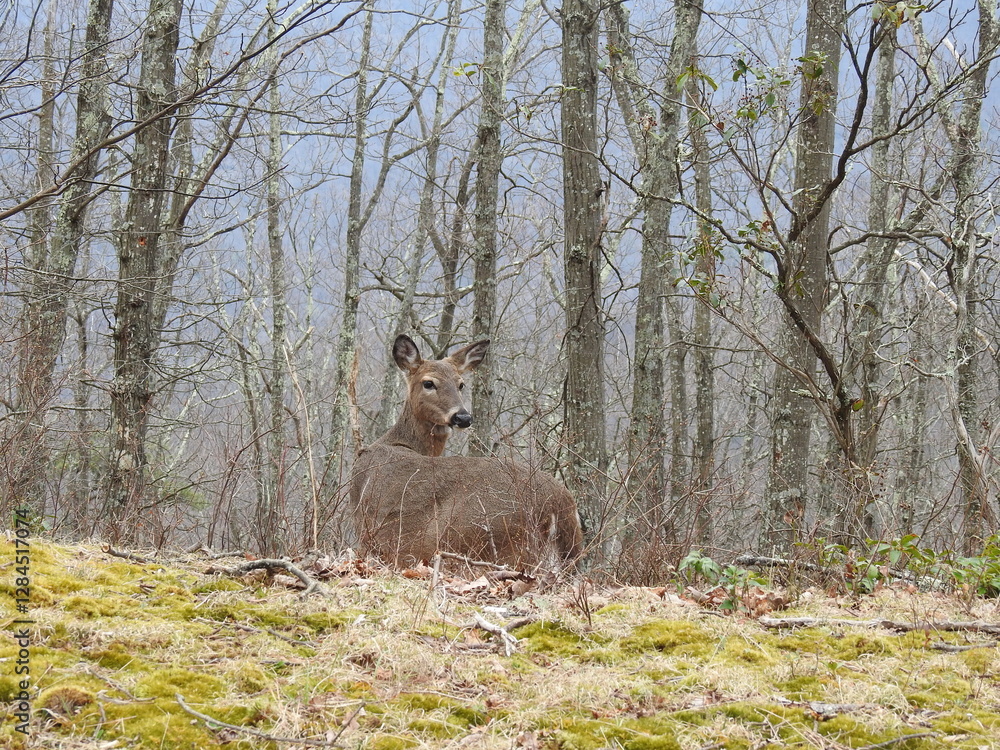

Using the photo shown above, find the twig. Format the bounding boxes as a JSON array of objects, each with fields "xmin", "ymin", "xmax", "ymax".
[
  {"xmin": 197, "ymin": 547, "xmax": 248, "ymax": 559},
  {"xmin": 734, "ymin": 555, "xmax": 828, "ymax": 574},
  {"xmin": 931, "ymin": 640, "xmax": 998, "ymax": 652},
  {"xmin": 473, "ymin": 612, "xmax": 519, "ymax": 656},
  {"xmin": 101, "ymin": 545, "xmax": 155, "ymax": 564},
  {"xmin": 856, "ymin": 734, "xmax": 937, "ymax": 750},
  {"xmin": 192, "ymin": 617, "xmax": 317, "ymax": 647},
  {"xmin": 760, "ymin": 616, "xmax": 1000, "ymax": 635},
  {"xmin": 437, "ymin": 551, "xmax": 513, "ymax": 571},
  {"xmin": 176, "ymin": 692, "xmax": 355, "ymax": 746},
  {"xmin": 208, "ymin": 558, "xmax": 327, "ymax": 597}
]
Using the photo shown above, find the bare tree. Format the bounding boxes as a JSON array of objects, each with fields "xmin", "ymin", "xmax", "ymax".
[
  {"xmin": 561, "ymin": 0, "xmax": 607, "ymax": 551},
  {"xmin": 605, "ymin": 0, "xmax": 703, "ymax": 554},
  {"xmin": 105, "ymin": 0, "xmax": 184, "ymax": 542},
  {"xmin": 7, "ymin": 0, "xmax": 115, "ymax": 520},
  {"xmin": 762, "ymin": 0, "xmax": 845, "ymax": 551}
]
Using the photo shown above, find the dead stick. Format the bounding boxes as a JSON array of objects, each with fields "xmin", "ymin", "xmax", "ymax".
[
  {"xmin": 209, "ymin": 558, "xmax": 326, "ymax": 597},
  {"xmin": 856, "ymin": 733, "xmax": 938, "ymax": 750},
  {"xmin": 473, "ymin": 612, "xmax": 518, "ymax": 656},
  {"xmin": 931, "ymin": 640, "xmax": 999, "ymax": 652},
  {"xmin": 760, "ymin": 616, "xmax": 1000, "ymax": 635},
  {"xmin": 176, "ymin": 693, "xmax": 352, "ymax": 746},
  {"xmin": 437, "ymin": 551, "xmax": 512, "ymax": 571},
  {"xmin": 102, "ymin": 545, "xmax": 155, "ymax": 564}
]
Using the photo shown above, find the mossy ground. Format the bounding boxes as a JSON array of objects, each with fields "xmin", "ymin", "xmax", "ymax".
[{"xmin": 2, "ymin": 539, "xmax": 1000, "ymax": 748}]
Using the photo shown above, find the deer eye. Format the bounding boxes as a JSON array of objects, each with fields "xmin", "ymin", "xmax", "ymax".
[
  {"xmin": 458, "ymin": 382, "xmax": 465, "ymax": 390},
  {"xmin": 422, "ymin": 380, "xmax": 435, "ymax": 390}
]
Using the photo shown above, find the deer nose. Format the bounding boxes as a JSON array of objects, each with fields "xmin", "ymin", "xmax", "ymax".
[{"xmin": 450, "ymin": 410, "xmax": 473, "ymax": 429}]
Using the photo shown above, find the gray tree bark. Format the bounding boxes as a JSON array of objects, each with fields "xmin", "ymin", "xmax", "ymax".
[
  {"xmin": 8, "ymin": 0, "xmax": 114, "ymax": 518},
  {"xmin": 469, "ymin": 0, "xmax": 505, "ymax": 456},
  {"xmin": 105, "ymin": 0, "xmax": 182, "ymax": 542},
  {"xmin": 763, "ymin": 0, "xmax": 845, "ymax": 552},
  {"xmin": 561, "ymin": 0, "xmax": 607, "ymax": 550},
  {"xmin": 605, "ymin": 0, "xmax": 703, "ymax": 550}
]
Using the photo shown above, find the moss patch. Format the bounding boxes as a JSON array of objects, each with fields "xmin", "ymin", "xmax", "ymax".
[{"xmin": 11, "ymin": 539, "xmax": 1000, "ymax": 750}]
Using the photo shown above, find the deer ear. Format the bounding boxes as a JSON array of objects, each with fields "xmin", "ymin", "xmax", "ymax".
[
  {"xmin": 393, "ymin": 335, "xmax": 423, "ymax": 374},
  {"xmin": 448, "ymin": 339, "xmax": 490, "ymax": 373}
]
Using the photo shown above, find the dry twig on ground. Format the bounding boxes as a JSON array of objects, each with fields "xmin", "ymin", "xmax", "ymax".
[
  {"xmin": 207, "ymin": 558, "xmax": 327, "ymax": 597},
  {"xmin": 760, "ymin": 615, "xmax": 1000, "ymax": 635}
]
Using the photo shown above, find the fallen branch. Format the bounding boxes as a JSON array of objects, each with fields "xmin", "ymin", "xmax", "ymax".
[
  {"xmin": 734, "ymin": 555, "xmax": 829, "ymax": 574},
  {"xmin": 176, "ymin": 692, "xmax": 355, "ymax": 746},
  {"xmin": 736, "ymin": 555, "xmax": 945, "ymax": 590},
  {"xmin": 856, "ymin": 734, "xmax": 938, "ymax": 750},
  {"xmin": 192, "ymin": 617, "xmax": 317, "ymax": 647},
  {"xmin": 207, "ymin": 558, "xmax": 326, "ymax": 597},
  {"xmin": 101, "ymin": 545, "xmax": 155, "ymax": 564},
  {"xmin": 473, "ymin": 612, "xmax": 518, "ymax": 656},
  {"xmin": 760, "ymin": 616, "xmax": 1000, "ymax": 636},
  {"xmin": 931, "ymin": 640, "xmax": 998, "ymax": 652},
  {"xmin": 436, "ymin": 551, "xmax": 513, "ymax": 571}
]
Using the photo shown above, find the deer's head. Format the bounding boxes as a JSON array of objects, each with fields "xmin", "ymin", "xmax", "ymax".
[{"xmin": 392, "ymin": 335, "xmax": 490, "ymax": 445}]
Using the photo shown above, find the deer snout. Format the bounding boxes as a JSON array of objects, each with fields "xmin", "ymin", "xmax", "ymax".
[{"xmin": 450, "ymin": 410, "xmax": 473, "ymax": 429}]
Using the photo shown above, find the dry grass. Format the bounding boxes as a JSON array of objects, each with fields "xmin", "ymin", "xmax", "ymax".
[{"xmin": 2, "ymin": 538, "xmax": 1000, "ymax": 749}]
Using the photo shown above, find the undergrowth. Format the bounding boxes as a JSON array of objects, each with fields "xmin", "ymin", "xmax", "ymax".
[{"xmin": 1, "ymin": 537, "xmax": 999, "ymax": 748}]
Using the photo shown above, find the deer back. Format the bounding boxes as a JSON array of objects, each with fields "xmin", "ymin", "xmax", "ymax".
[{"xmin": 350, "ymin": 334, "xmax": 582, "ymax": 569}]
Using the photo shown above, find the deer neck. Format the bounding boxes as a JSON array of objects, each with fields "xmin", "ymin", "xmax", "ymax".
[{"xmin": 381, "ymin": 403, "xmax": 450, "ymax": 457}]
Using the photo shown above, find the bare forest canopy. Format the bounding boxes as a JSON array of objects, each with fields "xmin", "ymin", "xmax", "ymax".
[{"xmin": 2, "ymin": 0, "xmax": 999, "ymax": 577}]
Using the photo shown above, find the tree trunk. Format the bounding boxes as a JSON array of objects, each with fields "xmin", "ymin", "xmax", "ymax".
[
  {"xmin": 105, "ymin": 0, "xmax": 182, "ymax": 542},
  {"xmin": 952, "ymin": 0, "xmax": 999, "ymax": 552},
  {"xmin": 689, "ymin": 81, "xmax": 715, "ymax": 545},
  {"xmin": 263, "ymin": 5, "xmax": 288, "ymax": 555},
  {"xmin": 470, "ymin": 0, "xmax": 505, "ymax": 456},
  {"xmin": 763, "ymin": 0, "xmax": 844, "ymax": 552},
  {"xmin": 329, "ymin": 6, "xmax": 374, "ymax": 459},
  {"xmin": 604, "ymin": 0, "xmax": 702, "ymax": 552},
  {"xmin": 8, "ymin": 0, "xmax": 114, "ymax": 519},
  {"xmin": 561, "ymin": 0, "xmax": 607, "ymax": 550}
]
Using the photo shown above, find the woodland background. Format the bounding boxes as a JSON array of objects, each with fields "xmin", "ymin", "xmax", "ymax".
[{"xmin": 1, "ymin": 0, "xmax": 998, "ymax": 580}]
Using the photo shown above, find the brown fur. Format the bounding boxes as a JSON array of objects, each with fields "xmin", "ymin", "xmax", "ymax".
[{"xmin": 350, "ymin": 335, "xmax": 583, "ymax": 569}]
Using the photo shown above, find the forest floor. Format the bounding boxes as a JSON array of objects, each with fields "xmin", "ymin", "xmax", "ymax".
[{"xmin": 2, "ymin": 537, "xmax": 1000, "ymax": 749}]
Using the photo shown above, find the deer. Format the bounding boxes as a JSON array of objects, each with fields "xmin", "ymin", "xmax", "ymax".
[{"xmin": 350, "ymin": 334, "xmax": 583, "ymax": 571}]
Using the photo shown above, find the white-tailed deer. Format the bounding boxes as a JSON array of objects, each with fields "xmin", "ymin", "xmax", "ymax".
[{"xmin": 350, "ymin": 335, "xmax": 583, "ymax": 570}]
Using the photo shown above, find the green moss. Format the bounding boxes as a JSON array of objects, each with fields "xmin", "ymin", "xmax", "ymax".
[
  {"xmin": 907, "ymin": 673, "xmax": 971, "ymax": 709},
  {"xmin": 622, "ymin": 621, "xmax": 712, "ymax": 657},
  {"xmin": 932, "ymin": 708, "xmax": 1000, "ymax": 739},
  {"xmin": 37, "ymin": 685, "xmax": 96, "ymax": 715},
  {"xmin": 721, "ymin": 702, "xmax": 769, "ymax": 723},
  {"xmin": 392, "ymin": 692, "xmax": 488, "ymax": 729},
  {"xmin": 197, "ymin": 600, "xmax": 294, "ymax": 628},
  {"xmin": 516, "ymin": 621, "xmax": 587, "ymax": 657},
  {"xmin": 625, "ymin": 736, "xmax": 682, "ymax": 750},
  {"xmin": 775, "ymin": 675, "xmax": 824, "ymax": 700},
  {"xmin": 0, "ymin": 675, "xmax": 23, "ymax": 702},
  {"xmin": 368, "ymin": 735, "xmax": 419, "ymax": 750},
  {"xmin": 230, "ymin": 662, "xmax": 270, "ymax": 694},
  {"xmin": 60, "ymin": 594, "xmax": 136, "ymax": 618},
  {"xmin": 135, "ymin": 667, "xmax": 224, "ymax": 701},
  {"xmin": 301, "ymin": 610, "xmax": 352, "ymax": 634},
  {"xmin": 959, "ymin": 647, "xmax": 995, "ymax": 676},
  {"xmin": 721, "ymin": 637, "xmax": 775, "ymax": 665},
  {"xmin": 407, "ymin": 717, "xmax": 465, "ymax": 738},
  {"xmin": 395, "ymin": 692, "xmax": 456, "ymax": 712},
  {"xmin": 34, "ymin": 571, "xmax": 86, "ymax": 595},
  {"xmin": 831, "ymin": 633, "xmax": 897, "ymax": 660},
  {"xmin": 97, "ymin": 700, "xmax": 219, "ymax": 749},
  {"xmin": 89, "ymin": 642, "xmax": 144, "ymax": 670},
  {"xmin": 770, "ymin": 631, "xmax": 828, "ymax": 655},
  {"xmin": 191, "ymin": 577, "xmax": 245, "ymax": 594},
  {"xmin": 549, "ymin": 717, "xmax": 632, "ymax": 750}
]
